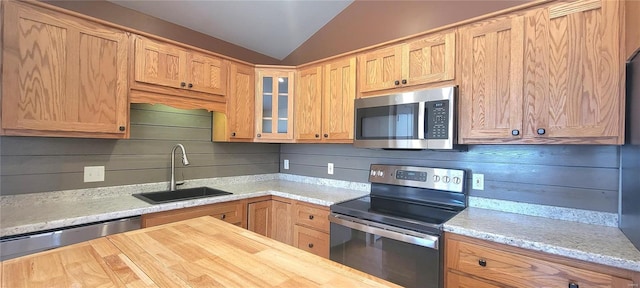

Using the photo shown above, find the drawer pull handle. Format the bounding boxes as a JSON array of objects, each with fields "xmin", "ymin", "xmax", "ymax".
[
  {"xmin": 308, "ymin": 215, "xmax": 314, "ymax": 220},
  {"xmin": 221, "ymin": 214, "xmax": 226, "ymax": 220},
  {"xmin": 478, "ymin": 259, "xmax": 487, "ymax": 267},
  {"xmin": 568, "ymin": 282, "xmax": 579, "ymax": 288},
  {"xmin": 308, "ymin": 243, "xmax": 314, "ymax": 248}
]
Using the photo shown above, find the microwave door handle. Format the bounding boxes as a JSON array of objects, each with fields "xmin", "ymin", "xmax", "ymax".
[{"xmin": 418, "ymin": 102, "xmax": 426, "ymax": 139}]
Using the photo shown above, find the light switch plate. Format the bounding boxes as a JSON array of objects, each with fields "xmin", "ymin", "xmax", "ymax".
[
  {"xmin": 84, "ymin": 166, "xmax": 105, "ymax": 182},
  {"xmin": 283, "ymin": 159, "xmax": 289, "ymax": 170},
  {"xmin": 328, "ymin": 163, "xmax": 334, "ymax": 175},
  {"xmin": 472, "ymin": 173, "xmax": 484, "ymax": 190}
]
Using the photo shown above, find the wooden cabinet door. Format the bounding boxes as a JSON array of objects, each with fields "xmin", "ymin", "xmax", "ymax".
[
  {"xmin": 459, "ymin": 15, "xmax": 525, "ymax": 143},
  {"xmin": 403, "ymin": 31, "xmax": 456, "ymax": 86},
  {"xmin": 187, "ymin": 51, "xmax": 227, "ymax": 95},
  {"xmin": 446, "ymin": 272, "xmax": 502, "ymax": 288},
  {"xmin": 323, "ymin": 57, "xmax": 356, "ymax": 142},
  {"xmin": 248, "ymin": 200, "xmax": 271, "ymax": 237},
  {"xmin": 293, "ymin": 225, "xmax": 329, "ymax": 258},
  {"xmin": 255, "ymin": 68, "xmax": 295, "ymax": 141},
  {"xmin": 357, "ymin": 45, "xmax": 402, "ymax": 93},
  {"xmin": 295, "ymin": 66, "xmax": 323, "ymax": 141},
  {"xmin": 523, "ymin": 0, "xmax": 622, "ymax": 144},
  {"xmin": 227, "ymin": 62, "xmax": 255, "ymax": 140},
  {"xmin": 134, "ymin": 36, "xmax": 187, "ymax": 89},
  {"xmin": 271, "ymin": 200, "xmax": 293, "ymax": 245},
  {"xmin": 2, "ymin": 1, "xmax": 128, "ymax": 137}
]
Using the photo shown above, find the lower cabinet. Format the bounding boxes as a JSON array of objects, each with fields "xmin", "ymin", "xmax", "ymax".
[
  {"xmin": 247, "ymin": 197, "xmax": 293, "ymax": 245},
  {"xmin": 292, "ymin": 202, "xmax": 330, "ymax": 258},
  {"xmin": 141, "ymin": 200, "xmax": 246, "ymax": 228},
  {"xmin": 445, "ymin": 233, "xmax": 636, "ymax": 288}
]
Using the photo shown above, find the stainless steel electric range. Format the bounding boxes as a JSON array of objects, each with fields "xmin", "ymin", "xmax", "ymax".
[{"xmin": 329, "ymin": 164, "xmax": 467, "ymax": 288}]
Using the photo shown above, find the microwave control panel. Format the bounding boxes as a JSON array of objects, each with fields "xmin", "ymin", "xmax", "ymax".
[{"xmin": 426, "ymin": 100, "xmax": 449, "ymax": 139}]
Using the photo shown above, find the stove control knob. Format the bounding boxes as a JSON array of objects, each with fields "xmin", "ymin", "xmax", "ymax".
[
  {"xmin": 377, "ymin": 170, "xmax": 384, "ymax": 177},
  {"xmin": 453, "ymin": 177, "xmax": 461, "ymax": 184},
  {"xmin": 370, "ymin": 170, "xmax": 376, "ymax": 177},
  {"xmin": 433, "ymin": 175, "xmax": 441, "ymax": 182},
  {"xmin": 443, "ymin": 176, "xmax": 451, "ymax": 183}
]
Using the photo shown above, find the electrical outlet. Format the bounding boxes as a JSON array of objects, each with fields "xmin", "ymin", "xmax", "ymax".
[
  {"xmin": 84, "ymin": 166, "xmax": 105, "ymax": 182},
  {"xmin": 472, "ymin": 173, "xmax": 484, "ymax": 190},
  {"xmin": 283, "ymin": 159, "xmax": 289, "ymax": 170},
  {"xmin": 328, "ymin": 163, "xmax": 334, "ymax": 175}
]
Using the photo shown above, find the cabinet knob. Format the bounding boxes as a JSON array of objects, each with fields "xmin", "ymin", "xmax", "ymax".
[
  {"xmin": 511, "ymin": 129, "xmax": 520, "ymax": 136},
  {"xmin": 324, "ymin": 134, "xmax": 329, "ymax": 138},
  {"xmin": 315, "ymin": 134, "xmax": 320, "ymax": 138},
  {"xmin": 478, "ymin": 259, "xmax": 487, "ymax": 267},
  {"xmin": 308, "ymin": 243, "xmax": 314, "ymax": 248},
  {"xmin": 308, "ymin": 215, "xmax": 314, "ymax": 220},
  {"xmin": 119, "ymin": 126, "xmax": 126, "ymax": 132},
  {"xmin": 568, "ymin": 282, "xmax": 579, "ymax": 288},
  {"xmin": 537, "ymin": 128, "xmax": 546, "ymax": 135},
  {"xmin": 188, "ymin": 83, "xmax": 193, "ymax": 88},
  {"xmin": 221, "ymin": 214, "xmax": 226, "ymax": 220},
  {"xmin": 394, "ymin": 80, "xmax": 400, "ymax": 86},
  {"xmin": 231, "ymin": 132, "xmax": 236, "ymax": 137},
  {"xmin": 257, "ymin": 134, "xmax": 262, "ymax": 138},
  {"xmin": 180, "ymin": 82, "xmax": 186, "ymax": 87},
  {"xmin": 401, "ymin": 79, "xmax": 407, "ymax": 85}
]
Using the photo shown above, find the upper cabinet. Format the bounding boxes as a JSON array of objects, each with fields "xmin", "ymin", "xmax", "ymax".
[
  {"xmin": 255, "ymin": 67, "xmax": 295, "ymax": 142},
  {"xmin": 131, "ymin": 36, "xmax": 227, "ymax": 112},
  {"xmin": 294, "ymin": 57, "xmax": 356, "ymax": 143},
  {"xmin": 212, "ymin": 62, "xmax": 255, "ymax": 142},
  {"xmin": 358, "ymin": 31, "xmax": 456, "ymax": 94},
  {"xmin": 1, "ymin": 1, "xmax": 129, "ymax": 138},
  {"xmin": 459, "ymin": 0, "xmax": 624, "ymax": 145}
]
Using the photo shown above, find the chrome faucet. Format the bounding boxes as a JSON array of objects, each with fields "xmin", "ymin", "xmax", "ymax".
[{"xmin": 170, "ymin": 144, "xmax": 190, "ymax": 191}]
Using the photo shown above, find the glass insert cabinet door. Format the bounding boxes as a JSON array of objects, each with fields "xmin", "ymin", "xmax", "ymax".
[{"xmin": 255, "ymin": 68, "xmax": 295, "ymax": 141}]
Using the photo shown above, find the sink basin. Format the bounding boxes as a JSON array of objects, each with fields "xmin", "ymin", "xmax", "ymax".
[{"xmin": 133, "ymin": 187, "xmax": 232, "ymax": 204}]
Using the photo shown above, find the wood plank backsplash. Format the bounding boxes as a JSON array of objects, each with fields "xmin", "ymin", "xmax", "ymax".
[
  {"xmin": 280, "ymin": 144, "xmax": 619, "ymax": 213},
  {"xmin": 0, "ymin": 104, "xmax": 279, "ymax": 195}
]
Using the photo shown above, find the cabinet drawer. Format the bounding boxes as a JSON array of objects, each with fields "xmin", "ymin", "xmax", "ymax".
[
  {"xmin": 142, "ymin": 201, "xmax": 245, "ymax": 228},
  {"xmin": 207, "ymin": 202, "xmax": 245, "ymax": 227},
  {"xmin": 293, "ymin": 225, "xmax": 329, "ymax": 258},
  {"xmin": 446, "ymin": 238, "xmax": 630, "ymax": 287},
  {"xmin": 293, "ymin": 203, "xmax": 329, "ymax": 232},
  {"xmin": 446, "ymin": 272, "xmax": 502, "ymax": 288}
]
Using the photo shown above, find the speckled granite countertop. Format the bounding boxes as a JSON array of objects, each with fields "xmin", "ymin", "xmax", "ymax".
[
  {"xmin": 0, "ymin": 174, "xmax": 368, "ymax": 237},
  {"xmin": 443, "ymin": 207, "xmax": 640, "ymax": 273}
]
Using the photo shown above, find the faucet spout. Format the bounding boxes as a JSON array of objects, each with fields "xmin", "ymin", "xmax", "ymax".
[{"xmin": 170, "ymin": 144, "xmax": 190, "ymax": 191}]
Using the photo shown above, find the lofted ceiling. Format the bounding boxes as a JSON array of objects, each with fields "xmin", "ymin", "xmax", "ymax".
[{"xmin": 107, "ymin": 0, "xmax": 354, "ymax": 60}]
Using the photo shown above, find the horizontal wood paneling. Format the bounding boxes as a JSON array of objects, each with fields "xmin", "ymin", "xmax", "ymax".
[
  {"xmin": 0, "ymin": 104, "xmax": 279, "ymax": 195},
  {"xmin": 280, "ymin": 144, "xmax": 619, "ymax": 213}
]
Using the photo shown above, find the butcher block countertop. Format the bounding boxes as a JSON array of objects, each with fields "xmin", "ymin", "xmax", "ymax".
[{"xmin": 1, "ymin": 216, "xmax": 399, "ymax": 288}]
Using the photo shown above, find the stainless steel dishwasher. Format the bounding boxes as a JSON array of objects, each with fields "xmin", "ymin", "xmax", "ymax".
[{"xmin": 0, "ymin": 216, "xmax": 141, "ymax": 261}]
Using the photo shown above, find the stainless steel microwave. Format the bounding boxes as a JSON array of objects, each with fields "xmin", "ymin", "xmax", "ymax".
[{"xmin": 354, "ymin": 86, "xmax": 457, "ymax": 150}]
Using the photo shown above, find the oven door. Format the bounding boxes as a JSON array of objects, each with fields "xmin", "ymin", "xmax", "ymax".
[{"xmin": 329, "ymin": 213, "xmax": 441, "ymax": 288}]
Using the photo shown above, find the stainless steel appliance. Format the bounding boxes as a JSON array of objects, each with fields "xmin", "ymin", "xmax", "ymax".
[
  {"xmin": 621, "ymin": 49, "xmax": 640, "ymax": 250},
  {"xmin": 330, "ymin": 164, "xmax": 467, "ymax": 288},
  {"xmin": 354, "ymin": 86, "xmax": 458, "ymax": 150},
  {"xmin": 0, "ymin": 216, "xmax": 141, "ymax": 261}
]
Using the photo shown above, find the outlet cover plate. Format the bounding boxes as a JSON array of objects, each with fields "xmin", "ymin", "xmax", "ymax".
[
  {"xmin": 84, "ymin": 166, "xmax": 105, "ymax": 182},
  {"xmin": 283, "ymin": 159, "xmax": 289, "ymax": 170},
  {"xmin": 328, "ymin": 163, "xmax": 334, "ymax": 175}
]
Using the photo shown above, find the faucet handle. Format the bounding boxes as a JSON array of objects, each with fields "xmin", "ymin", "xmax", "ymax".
[{"xmin": 176, "ymin": 181, "xmax": 185, "ymax": 186}]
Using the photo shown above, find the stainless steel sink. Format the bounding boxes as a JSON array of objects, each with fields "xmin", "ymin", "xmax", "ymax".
[{"xmin": 133, "ymin": 187, "xmax": 232, "ymax": 204}]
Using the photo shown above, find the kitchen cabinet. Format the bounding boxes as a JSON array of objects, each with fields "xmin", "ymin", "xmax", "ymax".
[
  {"xmin": 141, "ymin": 200, "xmax": 246, "ymax": 228},
  {"xmin": 2, "ymin": 1, "xmax": 129, "ymax": 138},
  {"xmin": 131, "ymin": 35, "xmax": 227, "ymax": 112},
  {"xmin": 445, "ymin": 233, "xmax": 636, "ymax": 288},
  {"xmin": 295, "ymin": 57, "xmax": 356, "ymax": 143},
  {"xmin": 358, "ymin": 30, "xmax": 456, "ymax": 94},
  {"xmin": 458, "ymin": 14, "xmax": 525, "ymax": 143},
  {"xmin": 295, "ymin": 65, "xmax": 323, "ymax": 141},
  {"xmin": 247, "ymin": 197, "xmax": 293, "ymax": 245},
  {"xmin": 255, "ymin": 67, "xmax": 295, "ymax": 142},
  {"xmin": 292, "ymin": 202, "xmax": 330, "ymax": 258},
  {"xmin": 460, "ymin": 0, "xmax": 624, "ymax": 144},
  {"xmin": 213, "ymin": 61, "xmax": 255, "ymax": 142}
]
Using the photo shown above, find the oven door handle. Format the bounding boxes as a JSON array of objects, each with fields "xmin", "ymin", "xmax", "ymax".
[{"xmin": 328, "ymin": 213, "xmax": 439, "ymax": 250}]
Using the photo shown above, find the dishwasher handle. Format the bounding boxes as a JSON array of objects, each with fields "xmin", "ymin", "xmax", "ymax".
[{"xmin": 329, "ymin": 213, "xmax": 439, "ymax": 250}]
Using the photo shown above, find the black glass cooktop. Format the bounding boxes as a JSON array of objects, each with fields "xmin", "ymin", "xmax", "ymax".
[{"xmin": 330, "ymin": 195, "xmax": 461, "ymax": 234}]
